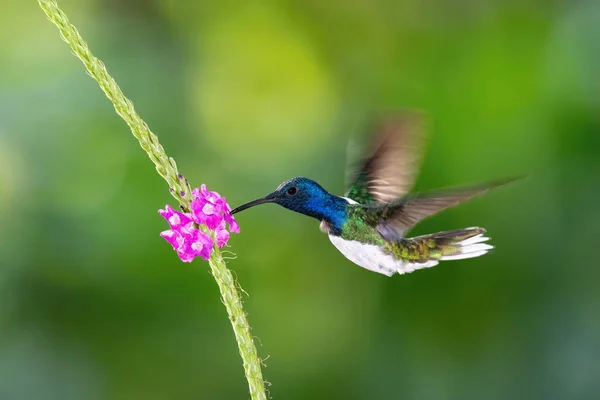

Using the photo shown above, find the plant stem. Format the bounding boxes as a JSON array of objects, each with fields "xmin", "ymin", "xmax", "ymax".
[
  {"xmin": 209, "ymin": 246, "xmax": 267, "ymax": 399},
  {"xmin": 37, "ymin": 1, "xmax": 267, "ymax": 398}
]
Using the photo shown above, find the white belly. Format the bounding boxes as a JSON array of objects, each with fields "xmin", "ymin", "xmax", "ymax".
[{"xmin": 328, "ymin": 234, "xmax": 439, "ymax": 277}]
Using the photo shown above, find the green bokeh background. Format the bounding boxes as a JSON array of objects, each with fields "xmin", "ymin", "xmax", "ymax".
[{"xmin": 1, "ymin": 1, "xmax": 599, "ymax": 399}]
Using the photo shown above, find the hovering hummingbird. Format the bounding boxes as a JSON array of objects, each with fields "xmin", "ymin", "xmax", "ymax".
[{"xmin": 231, "ymin": 112, "xmax": 516, "ymax": 276}]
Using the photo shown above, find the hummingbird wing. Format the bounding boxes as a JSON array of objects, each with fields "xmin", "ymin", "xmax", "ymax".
[
  {"xmin": 346, "ymin": 111, "xmax": 427, "ymax": 205},
  {"xmin": 375, "ymin": 178, "xmax": 519, "ymax": 240}
]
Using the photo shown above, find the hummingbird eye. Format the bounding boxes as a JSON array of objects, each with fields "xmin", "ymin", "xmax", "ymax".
[{"xmin": 287, "ymin": 187, "xmax": 298, "ymax": 196}]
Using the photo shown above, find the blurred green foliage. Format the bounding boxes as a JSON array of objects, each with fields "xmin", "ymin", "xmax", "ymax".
[{"xmin": 1, "ymin": 0, "xmax": 599, "ymax": 399}]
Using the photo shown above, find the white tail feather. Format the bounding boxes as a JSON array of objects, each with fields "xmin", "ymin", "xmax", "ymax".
[
  {"xmin": 460, "ymin": 233, "xmax": 490, "ymax": 246},
  {"xmin": 440, "ymin": 234, "xmax": 493, "ymax": 261}
]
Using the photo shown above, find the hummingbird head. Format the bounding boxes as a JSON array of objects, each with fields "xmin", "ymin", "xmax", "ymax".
[
  {"xmin": 232, "ymin": 177, "xmax": 328, "ymax": 214},
  {"xmin": 231, "ymin": 177, "xmax": 348, "ymax": 230}
]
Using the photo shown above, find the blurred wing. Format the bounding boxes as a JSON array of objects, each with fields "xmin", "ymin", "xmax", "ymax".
[
  {"xmin": 377, "ymin": 178, "xmax": 520, "ymax": 239},
  {"xmin": 346, "ymin": 112, "xmax": 427, "ymax": 204}
]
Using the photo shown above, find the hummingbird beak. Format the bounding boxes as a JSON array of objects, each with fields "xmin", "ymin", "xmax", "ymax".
[{"xmin": 230, "ymin": 192, "xmax": 277, "ymax": 214}]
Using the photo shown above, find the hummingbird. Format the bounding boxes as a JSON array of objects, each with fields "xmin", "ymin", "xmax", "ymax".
[{"xmin": 231, "ymin": 112, "xmax": 516, "ymax": 276}]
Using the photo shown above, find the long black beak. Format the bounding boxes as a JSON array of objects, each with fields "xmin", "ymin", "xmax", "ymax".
[{"xmin": 231, "ymin": 192, "xmax": 277, "ymax": 214}]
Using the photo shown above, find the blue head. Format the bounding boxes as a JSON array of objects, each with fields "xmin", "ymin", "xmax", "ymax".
[{"xmin": 231, "ymin": 177, "xmax": 349, "ymax": 232}]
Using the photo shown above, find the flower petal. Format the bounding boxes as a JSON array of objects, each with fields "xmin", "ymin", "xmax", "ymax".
[
  {"xmin": 177, "ymin": 250, "xmax": 195, "ymax": 263},
  {"xmin": 216, "ymin": 229, "xmax": 230, "ymax": 248},
  {"xmin": 225, "ymin": 214, "xmax": 240, "ymax": 233},
  {"xmin": 191, "ymin": 230, "xmax": 214, "ymax": 260},
  {"xmin": 158, "ymin": 205, "xmax": 193, "ymax": 229},
  {"xmin": 160, "ymin": 229, "xmax": 182, "ymax": 249}
]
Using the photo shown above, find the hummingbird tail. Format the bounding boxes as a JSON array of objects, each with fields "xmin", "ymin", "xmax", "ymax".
[
  {"xmin": 329, "ymin": 227, "xmax": 493, "ymax": 277},
  {"xmin": 409, "ymin": 227, "xmax": 493, "ymax": 262}
]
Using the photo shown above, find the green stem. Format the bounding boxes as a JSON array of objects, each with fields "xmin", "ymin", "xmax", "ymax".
[
  {"xmin": 209, "ymin": 246, "xmax": 266, "ymax": 399},
  {"xmin": 37, "ymin": 1, "xmax": 267, "ymax": 398}
]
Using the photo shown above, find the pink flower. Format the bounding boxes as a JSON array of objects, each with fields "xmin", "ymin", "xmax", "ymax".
[
  {"xmin": 159, "ymin": 183, "xmax": 240, "ymax": 262},
  {"xmin": 224, "ymin": 212, "xmax": 240, "ymax": 234},
  {"xmin": 215, "ymin": 220, "xmax": 230, "ymax": 248},
  {"xmin": 191, "ymin": 185, "xmax": 227, "ymax": 229}
]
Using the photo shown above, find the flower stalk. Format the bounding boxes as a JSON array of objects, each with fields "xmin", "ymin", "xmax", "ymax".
[{"xmin": 37, "ymin": 1, "xmax": 267, "ymax": 398}]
